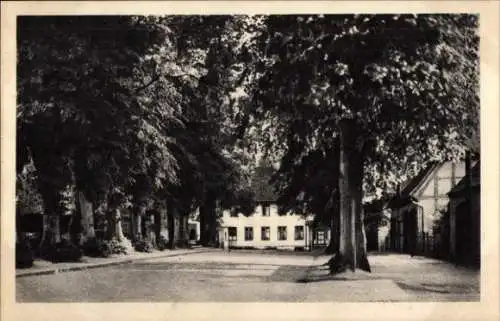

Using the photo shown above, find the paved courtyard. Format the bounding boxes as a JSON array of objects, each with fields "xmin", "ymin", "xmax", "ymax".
[{"xmin": 16, "ymin": 250, "xmax": 479, "ymax": 302}]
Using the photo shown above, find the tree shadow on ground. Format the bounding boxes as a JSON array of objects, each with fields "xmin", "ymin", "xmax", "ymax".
[{"xmin": 296, "ymin": 264, "xmax": 379, "ymax": 283}]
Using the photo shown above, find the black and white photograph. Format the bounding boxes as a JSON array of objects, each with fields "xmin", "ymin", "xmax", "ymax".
[{"xmin": 2, "ymin": 1, "xmax": 499, "ymax": 320}]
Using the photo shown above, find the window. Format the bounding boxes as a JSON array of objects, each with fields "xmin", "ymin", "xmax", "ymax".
[
  {"xmin": 278, "ymin": 226, "xmax": 287, "ymax": 241},
  {"xmin": 316, "ymin": 231, "xmax": 325, "ymax": 245},
  {"xmin": 244, "ymin": 227, "xmax": 253, "ymax": 241},
  {"xmin": 294, "ymin": 226, "xmax": 304, "ymax": 240},
  {"xmin": 262, "ymin": 205, "xmax": 270, "ymax": 216},
  {"xmin": 261, "ymin": 226, "xmax": 270, "ymax": 240},
  {"xmin": 228, "ymin": 227, "xmax": 237, "ymax": 241}
]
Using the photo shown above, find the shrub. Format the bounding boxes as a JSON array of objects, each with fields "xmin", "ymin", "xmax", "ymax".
[
  {"xmin": 134, "ymin": 239, "xmax": 153, "ymax": 253},
  {"xmin": 156, "ymin": 234, "xmax": 168, "ymax": 251},
  {"xmin": 52, "ymin": 239, "xmax": 83, "ymax": 263},
  {"xmin": 108, "ymin": 239, "xmax": 129, "ymax": 255},
  {"xmin": 82, "ymin": 238, "xmax": 111, "ymax": 258},
  {"xmin": 16, "ymin": 239, "xmax": 34, "ymax": 269}
]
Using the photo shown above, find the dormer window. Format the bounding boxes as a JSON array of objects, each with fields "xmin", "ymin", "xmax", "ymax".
[{"xmin": 262, "ymin": 204, "xmax": 271, "ymax": 216}]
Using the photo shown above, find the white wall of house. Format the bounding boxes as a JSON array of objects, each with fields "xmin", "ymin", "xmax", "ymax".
[
  {"xmin": 416, "ymin": 162, "xmax": 466, "ymax": 236},
  {"xmin": 389, "ymin": 161, "xmax": 468, "ymax": 254},
  {"xmin": 220, "ymin": 204, "xmax": 314, "ymax": 249},
  {"xmin": 188, "ymin": 220, "xmax": 200, "ymax": 242}
]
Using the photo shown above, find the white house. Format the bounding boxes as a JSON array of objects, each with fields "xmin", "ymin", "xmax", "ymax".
[
  {"xmin": 219, "ymin": 204, "xmax": 322, "ymax": 250},
  {"xmin": 217, "ymin": 165, "xmax": 330, "ymax": 250},
  {"xmin": 387, "ymin": 161, "xmax": 469, "ymax": 256}
]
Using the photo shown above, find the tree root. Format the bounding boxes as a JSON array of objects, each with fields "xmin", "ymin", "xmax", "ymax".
[
  {"xmin": 328, "ymin": 252, "xmax": 371, "ymax": 274},
  {"xmin": 357, "ymin": 251, "xmax": 371, "ymax": 272},
  {"xmin": 328, "ymin": 253, "xmax": 350, "ymax": 274}
]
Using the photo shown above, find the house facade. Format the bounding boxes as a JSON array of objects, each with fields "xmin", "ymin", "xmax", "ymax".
[
  {"xmin": 217, "ymin": 164, "xmax": 330, "ymax": 250},
  {"xmin": 387, "ymin": 161, "xmax": 467, "ymax": 257},
  {"xmin": 219, "ymin": 203, "xmax": 326, "ymax": 250}
]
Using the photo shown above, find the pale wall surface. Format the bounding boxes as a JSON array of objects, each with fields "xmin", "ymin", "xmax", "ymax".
[{"xmin": 220, "ymin": 204, "xmax": 315, "ymax": 249}]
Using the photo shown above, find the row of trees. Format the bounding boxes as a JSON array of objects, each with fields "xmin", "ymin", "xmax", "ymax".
[
  {"xmin": 17, "ymin": 15, "xmax": 479, "ymax": 273},
  {"xmin": 16, "ymin": 16, "xmax": 261, "ymax": 256}
]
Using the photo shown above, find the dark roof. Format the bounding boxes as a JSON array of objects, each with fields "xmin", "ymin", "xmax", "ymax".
[
  {"xmin": 400, "ymin": 162, "xmax": 440, "ymax": 198},
  {"xmin": 388, "ymin": 162, "xmax": 440, "ymax": 208},
  {"xmin": 448, "ymin": 162, "xmax": 480, "ymax": 197},
  {"xmin": 251, "ymin": 165, "xmax": 278, "ymax": 202}
]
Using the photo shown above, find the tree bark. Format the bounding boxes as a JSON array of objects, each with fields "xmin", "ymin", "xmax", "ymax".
[
  {"xmin": 352, "ymin": 153, "xmax": 371, "ymax": 272},
  {"xmin": 38, "ymin": 185, "xmax": 61, "ymax": 246},
  {"xmin": 199, "ymin": 206, "xmax": 206, "ymax": 246},
  {"xmin": 106, "ymin": 209, "xmax": 116, "ymax": 240},
  {"xmin": 199, "ymin": 193, "xmax": 217, "ymax": 247},
  {"xmin": 114, "ymin": 209, "xmax": 126, "ymax": 242},
  {"xmin": 167, "ymin": 202, "xmax": 176, "ymax": 249},
  {"xmin": 325, "ymin": 188, "xmax": 340, "ymax": 254},
  {"xmin": 49, "ymin": 215, "xmax": 61, "ymax": 244},
  {"xmin": 153, "ymin": 209, "xmax": 162, "ymax": 243},
  {"xmin": 329, "ymin": 120, "xmax": 371, "ymax": 273},
  {"xmin": 38, "ymin": 215, "xmax": 48, "ymax": 250},
  {"xmin": 133, "ymin": 204, "xmax": 147, "ymax": 240},
  {"xmin": 178, "ymin": 214, "xmax": 189, "ymax": 247},
  {"xmin": 325, "ymin": 137, "xmax": 341, "ymax": 255},
  {"xmin": 78, "ymin": 191, "xmax": 95, "ymax": 243}
]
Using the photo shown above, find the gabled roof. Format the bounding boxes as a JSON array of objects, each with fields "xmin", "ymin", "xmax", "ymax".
[
  {"xmin": 448, "ymin": 162, "xmax": 480, "ymax": 197},
  {"xmin": 401, "ymin": 162, "xmax": 441, "ymax": 198},
  {"xmin": 388, "ymin": 162, "xmax": 441, "ymax": 208}
]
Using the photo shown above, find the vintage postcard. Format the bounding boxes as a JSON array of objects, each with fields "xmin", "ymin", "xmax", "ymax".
[{"xmin": 1, "ymin": 1, "xmax": 499, "ymax": 321}]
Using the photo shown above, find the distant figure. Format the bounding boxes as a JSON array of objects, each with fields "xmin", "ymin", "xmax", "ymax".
[{"xmin": 224, "ymin": 231, "xmax": 229, "ymax": 252}]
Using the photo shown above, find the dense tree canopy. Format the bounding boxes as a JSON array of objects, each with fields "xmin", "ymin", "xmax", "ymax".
[
  {"xmin": 16, "ymin": 14, "xmax": 479, "ymax": 268},
  {"xmin": 16, "ymin": 15, "xmax": 261, "ymax": 247},
  {"xmin": 250, "ymin": 14, "xmax": 478, "ymax": 194},
  {"xmin": 244, "ymin": 14, "xmax": 479, "ymax": 271}
]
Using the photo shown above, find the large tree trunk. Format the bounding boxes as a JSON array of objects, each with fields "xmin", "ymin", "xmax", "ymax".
[
  {"xmin": 48, "ymin": 215, "xmax": 61, "ymax": 244},
  {"xmin": 107, "ymin": 206, "xmax": 133, "ymax": 253},
  {"xmin": 325, "ymin": 138, "xmax": 341, "ymax": 255},
  {"xmin": 167, "ymin": 202, "xmax": 177, "ymax": 249},
  {"xmin": 352, "ymin": 154, "xmax": 371, "ymax": 272},
  {"xmin": 38, "ymin": 215, "xmax": 48, "ymax": 251},
  {"xmin": 133, "ymin": 204, "xmax": 147, "ymax": 240},
  {"xmin": 329, "ymin": 120, "xmax": 371, "ymax": 273},
  {"xmin": 38, "ymin": 186, "xmax": 62, "ymax": 246},
  {"xmin": 177, "ymin": 214, "xmax": 189, "ymax": 247},
  {"xmin": 114, "ymin": 209, "xmax": 126, "ymax": 242},
  {"xmin": 153, "ymin": 209, "xmax": 162, "ymax": 243},
  {"xmin": 325, "ymin": 189, "xmax": 340, "ymax": 254},
  {"xmin": 78, "ymin": 191, "xmax": 95, "ymax": 243},
  {"xmin": 199, "ymin": 193, "xmax": 217, "ymax": 247},
  {"xmin": 199, "ymin": 206, "xmax": 206, "ymax": 246},
  {"xmin": 106, "ymin": 209, "xmax": 116, "ymax": 240}
]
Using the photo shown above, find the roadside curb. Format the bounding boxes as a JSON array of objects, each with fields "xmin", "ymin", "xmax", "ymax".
[{"xmin": 16, "ymin": 248, "xmax": 217, "ymax": 278}]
